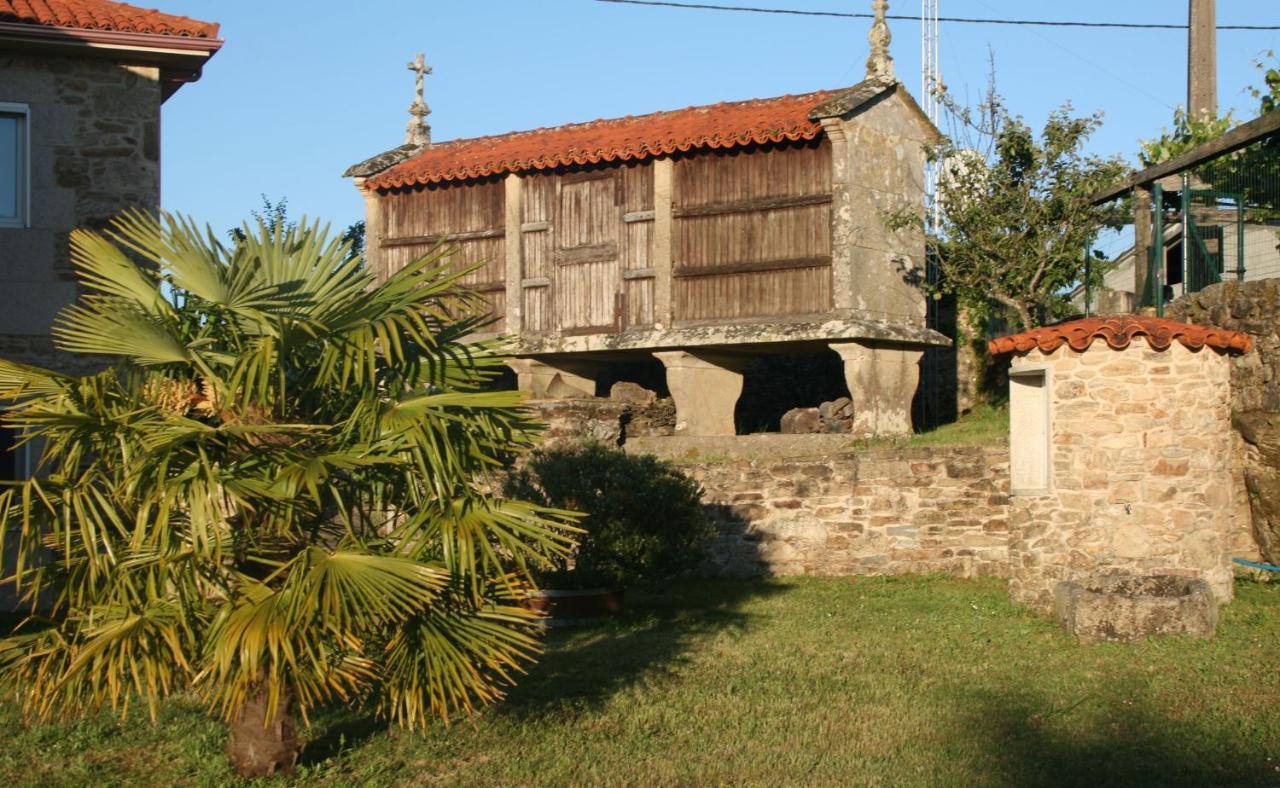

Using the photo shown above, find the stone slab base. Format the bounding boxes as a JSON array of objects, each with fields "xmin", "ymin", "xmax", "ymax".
[{"xmin": 1054, "ymin": 575, "xmax": 1218, "ymax": 645}]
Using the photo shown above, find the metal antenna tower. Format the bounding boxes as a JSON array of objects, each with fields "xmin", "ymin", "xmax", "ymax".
[{"xmin": 921, "ymin": 0, "xmax": 940, "ymax": 229}]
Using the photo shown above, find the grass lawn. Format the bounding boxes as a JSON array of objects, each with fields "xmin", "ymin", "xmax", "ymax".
[
  {"xmin": 847, "ymin": 402, "xmax": 1010, "ymax": 451},
  {"xmin": 2, "ymin": 575, "xmax": 1278, "ymax": 786}
]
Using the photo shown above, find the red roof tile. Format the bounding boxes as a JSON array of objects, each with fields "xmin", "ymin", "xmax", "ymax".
[
  {"xmin": 988, "ymin": 315, "xmax": 1253, "ymax": 356},
  {"xmin": 366, "ymin": 88, "xmax": 843, "ymax": 190},
  {"xmin": 0, "ymin": 0, "xmax": 218, "ymax": 38}
]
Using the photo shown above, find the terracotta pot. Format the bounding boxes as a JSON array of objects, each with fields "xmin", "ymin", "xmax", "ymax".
[{"xmin": 524, "ymin": 588, "xmax": 624, "ymax": 622}]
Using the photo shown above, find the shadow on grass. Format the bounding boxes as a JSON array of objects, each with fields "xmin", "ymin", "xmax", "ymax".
[
  {"xmin": 299, "ymin": 578, "xmax": 787, "ymax": 768},
  {"xmin": 963, "ymin": 685, "xmax": 1275, "ymax": 787},
  {"xmin": 499, "ymin": 578, "xmax": 787, "ymax": 717}
]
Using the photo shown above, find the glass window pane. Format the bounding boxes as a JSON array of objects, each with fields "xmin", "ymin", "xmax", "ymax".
[{"xmin": 0, "ymin": 115, "xmax": 18, "ymax": 220}]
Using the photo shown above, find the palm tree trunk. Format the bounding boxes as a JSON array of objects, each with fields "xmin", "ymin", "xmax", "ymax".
[{"xmin": 226, "ymin": 685, "xmax": 301, "ymax": 778}]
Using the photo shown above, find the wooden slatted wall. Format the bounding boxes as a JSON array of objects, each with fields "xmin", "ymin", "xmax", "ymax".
[
  {"xmin": 620, "ymin": 161, "xmax": 655, "ymax": 328},
  {"xmin": 378, "ymin": 178, "xmax": 507, "ymax": 332},
  {"xmin": 520, "ymin": 172, "xmax": 555, "ymax": 333},
  {"xmin": 555, "ymin": 170, "xmax": 620, "ymax": 332},
  {"xmin": 672, "ymin": 140, "xmax": 832, "ymax": 321}
]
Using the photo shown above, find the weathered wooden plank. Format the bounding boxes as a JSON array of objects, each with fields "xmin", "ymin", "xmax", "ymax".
[
  {"xmin": 382, "ymin": 178, "xmax": 504, "ymax": 239},
  {"xmin": 522, "ymin": 277, "xmax": 552, "ymax": 288},
  {"xmin": 622, "ymin": 216, "xmax": 652, "ymax": 272},
  {"xmin": 673, "ymin": 139, "xmax": 831, "ymax": 209},
  {"xmin": 523, "ymin": 285, "xmax": 550, "ymax": 333},
  {"xmin": 672, "ymin": 192, "xmax": 832, "ymax": 219},
  {"xmin": 623, "ymin": 210, "xmax": 656, "ymax": 223},
  {"xmin": 555, "ymin": 243, "xmax": 618, "ymax": 265},
  {"xmin": 674, "ymin": 204, "xmax": 831, "ymax": 270},
  {"xmin": 622, "ymin": 267, "xmax": 656, "ymax": 280},
  {"xmin": 521, "ymin": 220, "xmax": 551, "ymax": 232},
  {"xmin": 621, "ymin": 161, "xmax": 655, "ymax": 212},
  {"xmin": 672, "ymin": 256, "xmax": 831, "ymax": 278},
  {"xmin": 1092, "ymin": 108, "xmax": 1280, "ymax": 203},
  {"xmin": 381, "ymin": 227, "xmax": 504, "ymax": 248},
  {"xmin": 624, "ymin": 277, "xmax": 654, "ymax": 328},
  {"xmin": 674, "ymin": 265, "xmax": 832, "ymax": 321}
]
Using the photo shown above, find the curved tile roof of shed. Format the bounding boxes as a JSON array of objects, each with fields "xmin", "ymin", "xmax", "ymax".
[
  {"xmin": 364, "ymin": 88, "xmax": 843, "ymax": 190},
  {"xmin": 988, "ymin": 315, "xmax": 1253, "ymax": 355},
  {"xmin": 0, "ymin": 0, "xmax": 218, "ymax": 38}
]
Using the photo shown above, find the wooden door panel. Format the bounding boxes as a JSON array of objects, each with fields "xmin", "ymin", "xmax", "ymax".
[{"xmin": 555, "ymin": 171, "xmax": 621, "ymax": 332}]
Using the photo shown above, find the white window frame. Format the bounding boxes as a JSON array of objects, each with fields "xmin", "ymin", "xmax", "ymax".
[{"xmin": 0, "ymin": 102, "xmax": 31, "ymax": 229}]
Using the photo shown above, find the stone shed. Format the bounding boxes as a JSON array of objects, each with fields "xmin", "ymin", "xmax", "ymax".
[{"xmin": 989, "ymin": 316, "xmax": 1254, "ymax": 613}]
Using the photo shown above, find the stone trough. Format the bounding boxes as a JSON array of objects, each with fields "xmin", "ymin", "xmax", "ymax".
[{"xmin": 1054, "ymin": 574, "xmax": 1219, "ymax": 645}]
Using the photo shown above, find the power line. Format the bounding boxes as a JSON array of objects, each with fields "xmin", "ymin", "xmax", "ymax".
[{"xmin": 592, "ymin": 0, "xmax": 1280, "ymax": 31}]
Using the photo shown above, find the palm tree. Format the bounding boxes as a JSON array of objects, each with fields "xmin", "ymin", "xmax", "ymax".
[{"xmin": 0, "ymin": 212, "xmax": 577, "ymax": 777}]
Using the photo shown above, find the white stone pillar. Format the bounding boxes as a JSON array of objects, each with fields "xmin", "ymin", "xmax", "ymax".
[
  {"xmin": 830, "ymin": 341, "xmax": 922, "ymax": 435},
  {"xmin": 653, "ymin": 350, "xmax": 746, "ymax": 436},
  {"xmin": 652, "ymin": 158, "xmax": 674, "ymax": 329},
  {"xmin": 354, "ymin": 177, "xmax": 385, "ymax": 281},
  {"xmin": 507, "ymin": 357, "xmax": 597, "ymax": 399},
  {"xmin": 504, "ymin": 174, "xmax": 524, "ymax": 336}
]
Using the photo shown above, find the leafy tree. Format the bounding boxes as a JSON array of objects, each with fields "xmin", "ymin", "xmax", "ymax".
[
  {"xmin": 892, "ymin": 82, "xmax": 1127, "ymax": 331},
  {"xmin": 1249, "ymin": 51, "xmax": 1280, "ymax": 116},
  {"xmin": 229, "ymin": 195, "xmax": 365, "ymax": 262},
  {"xmin": 0, "ymin": 213, "xmax": 577, "ymax": 777},
  {"xmin": 1138, "ymin": 106, "xmax": 1234, "ymax": 167}
]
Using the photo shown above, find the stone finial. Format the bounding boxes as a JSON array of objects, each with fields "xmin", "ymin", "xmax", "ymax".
[
  {"xmin": 865, "ymin": 0, "xmax": 895, "ymax": 84},
  {"xmin": 405, "ymin": 52, "xmax": 432, "ymax": 147}
]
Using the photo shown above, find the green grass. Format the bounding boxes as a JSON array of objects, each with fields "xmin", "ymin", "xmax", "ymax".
[
  {"xmin": 3, "ymin": 576, "xmax": 1278, "ymax": 786},
  {"xmin": 848, "ymin": 401, "xmax": 1010, "ymax": 451},
  {"xmin": 907, "ymin": 401, "xmax": 1009, "ymax": 446}
]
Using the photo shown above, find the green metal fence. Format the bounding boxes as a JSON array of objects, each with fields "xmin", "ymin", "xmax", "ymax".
[{"xmin": 1138, "ymin": 136, "xmax": 1280, "ymax": 313}]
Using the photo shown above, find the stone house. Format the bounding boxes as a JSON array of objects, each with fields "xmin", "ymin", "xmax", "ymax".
[
  {"xmin": 346, "ymin": 2, "xmax": 946, "ymax": 436},
  {"xmin": 0, "ymin": 0, "xmax": 221, "ymax": 478}
]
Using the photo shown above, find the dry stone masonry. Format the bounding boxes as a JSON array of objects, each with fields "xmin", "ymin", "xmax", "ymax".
[
  {"xmin": 1168, "ymin": 280, "xmax": 1280, "ymax": 565},
  {"xmin": 990, "ymin": 316, "xmax": 1254, "ymax": 613},
  {"xmin": 626, "ymin": 436, "xmax": 1009, "ymax": 578}
]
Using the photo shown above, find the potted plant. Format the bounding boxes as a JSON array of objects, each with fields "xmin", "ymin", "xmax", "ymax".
[{"xmin": 505, "ymin": 442, "xmax": 714, "ymax": 621}]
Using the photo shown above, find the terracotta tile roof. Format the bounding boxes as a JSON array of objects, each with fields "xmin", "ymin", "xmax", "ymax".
[
  {"xmin": 988, "ymin": 315, "xmax": 1252, "ymax": 356},
  {"xmin": 365, "ymin": 88, "xmax": 844, "ymax": 190},
  {"xmin": 0, "ymin": 0, "xmax": 218, "ymax": 38}
]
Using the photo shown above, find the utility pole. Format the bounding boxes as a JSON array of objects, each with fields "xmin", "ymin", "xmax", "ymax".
[{"xmin": 1188, "ymin": 0, "xmax": 1216, "ymax": 119}]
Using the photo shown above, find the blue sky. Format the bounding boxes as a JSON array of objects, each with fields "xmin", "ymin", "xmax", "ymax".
[{"xmin": 157, "ymin": 0, "xmax": 1280, "ymax": 246}]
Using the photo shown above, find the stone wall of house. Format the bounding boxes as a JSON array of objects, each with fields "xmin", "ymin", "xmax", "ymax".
[
  {"xmin": 626, "ymin": 436, "xmax": 1010, "ymax": 578},
  {"xmin": 1007, "ymin": 339, "xmax": 1247, "ymax": 613},
  {"xmin": 0, "ymin": 52, "xmax": 162, "ymax": 372}
]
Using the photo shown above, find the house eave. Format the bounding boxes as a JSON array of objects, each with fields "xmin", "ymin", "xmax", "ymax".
[{"xmin": 0, "ymin": 21, "xmax": 222, "ymax": 100}]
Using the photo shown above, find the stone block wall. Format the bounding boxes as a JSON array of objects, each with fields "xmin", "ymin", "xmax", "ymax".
[
  {"xmin": 1168, "ymin": 280, "xmax": 1280, "ymax": 565},
  {"xmin": 1007, "ymin": 339, "xmax": 1246, "ymax": 612},
  {"xmin": 0, "ymin": 52, "xmax": 162, "ymax": 371},
  {"xmin": 626, "ymin": 436, "xmax": 1010, "ymax": 578}
]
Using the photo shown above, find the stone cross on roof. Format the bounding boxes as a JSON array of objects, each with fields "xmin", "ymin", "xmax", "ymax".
[
  {"xmin": 405, "ymin": 52, "xmax": 432, "ymax": 147},
  {"xmin": 865, "ymin": 0, "xmax": 895, "ymax": 84}
]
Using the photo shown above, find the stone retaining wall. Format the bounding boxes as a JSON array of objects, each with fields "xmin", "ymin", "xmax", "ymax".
[
  {"xmin": 1167, "ymin": 280, "xmax": 1280, "ymax": 413},
  {"xmin": 1167, "ymin": 281, "xmax": 1280, "ymax": 565},
  {"xmin": 626, "ymin": 436, "xmax": 1010, "ymax": 578}
]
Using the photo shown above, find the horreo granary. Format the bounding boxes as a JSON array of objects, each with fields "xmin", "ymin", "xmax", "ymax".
[{"xmin": 346, "ymin": 1, "xmax": 945, "ymax": 436}]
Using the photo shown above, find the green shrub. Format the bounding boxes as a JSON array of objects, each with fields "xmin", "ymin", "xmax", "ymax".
[{"xmin": 505, "ymin": 443, "xmax": 715, "ymax": 589}]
